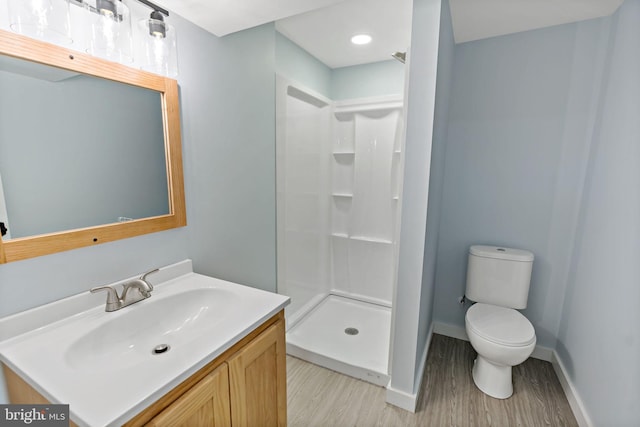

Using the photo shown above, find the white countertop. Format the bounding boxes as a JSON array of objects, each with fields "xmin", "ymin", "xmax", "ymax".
[{"xmin": 0, "ymin": 260, "xmax": 289, "ymax": 427}]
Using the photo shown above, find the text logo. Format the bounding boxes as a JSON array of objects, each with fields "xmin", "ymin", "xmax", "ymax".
[{"xmin": 0, "ymin": 405, "xmax": 68, "ymax": 426}]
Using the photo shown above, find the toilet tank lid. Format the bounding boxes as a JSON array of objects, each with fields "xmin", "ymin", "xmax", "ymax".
[{"xmin": 469, "ymin": 245, "xmax": 534, "ymax": 262}]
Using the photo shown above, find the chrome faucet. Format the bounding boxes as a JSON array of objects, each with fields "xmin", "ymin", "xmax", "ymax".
[{"xmin": 91, "ymin": 268, "xmax": 160, "ymax": 312}]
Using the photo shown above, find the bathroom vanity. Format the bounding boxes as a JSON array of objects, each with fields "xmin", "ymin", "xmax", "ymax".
[
  {"xmin": 128, "ymin": 314, "xmax": 286, "ymax": 426},
  {"xmin": 0, "ymin": 260, "xmax": 289, "ymax": 426}
]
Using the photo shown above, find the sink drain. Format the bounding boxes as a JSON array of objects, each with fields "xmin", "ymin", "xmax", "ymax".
[
  {"xmin": 344, "ymin": 327, "xmax": 359, "ymax": 336},
  {"xmin": 152, "ymin": 344, "xmax": 171, "ymax": 355}
]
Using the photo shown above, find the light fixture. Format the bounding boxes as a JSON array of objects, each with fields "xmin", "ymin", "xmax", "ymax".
[
  {"xmin": 351, "ymin": 34, "xmax": 372, "ymax": 45},
  {"xmin": 96, "ymin": 0, "xmax": 116, "ymax": 17},
  {"xmin": 82, "ymin": 0, "xmax": 133, "ymax": 63},
  {"xmin": 138, "ymin": 4, "xmax": 178, "ymax": 78},
  {"xmin": 7, "ymin": 0, "xmax": 72, "ymax": 45},
  {"xmin": 7, "ymin": 0, "xmax": 179, "ymax": 78},
  {"xmin": 148, "ymin": 10, "xmax": 166, "ymax": 38}
]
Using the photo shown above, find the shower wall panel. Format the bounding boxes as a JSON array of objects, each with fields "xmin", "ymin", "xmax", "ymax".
[
  {"xmin": 351, "ymin": 111, "xmax": 398, "ymax": 241},
  {"xmin": 276, "ymin": 79, "xmax": 332, "ymax": 319},
  {"xmin": 329, "ymin": 100, "xmax": 404, "ymax": 305}
]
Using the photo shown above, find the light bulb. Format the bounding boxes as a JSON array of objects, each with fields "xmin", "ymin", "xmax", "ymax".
[{"xmin": 351, "ymin": 34, "xmax": 372, "ymax": 45}]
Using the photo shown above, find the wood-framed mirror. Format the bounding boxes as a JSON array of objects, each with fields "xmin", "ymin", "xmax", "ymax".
[{"xmin": 0, "ymin": 29, "xmax": 186, "ymax": 264}]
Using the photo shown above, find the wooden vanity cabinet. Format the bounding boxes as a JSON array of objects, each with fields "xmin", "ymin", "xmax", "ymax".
[
  {"xmin": 228, "ymin": 315, "xmax": 287, "ymax": 427},
  {"xmin": 146, "ymin": 364, "xmax": 231, "ymax": 427},
  {"xmin": 3, "ymin": 311, "xmax": 286, "ymax": 427},
  {"xmin": 129, "ymin": 310, "xmax": 287, "ymax": 427}
]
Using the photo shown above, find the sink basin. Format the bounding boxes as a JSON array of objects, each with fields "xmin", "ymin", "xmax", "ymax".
[
  {"xmin": 0, "ymin": 261, "xmax": 289, "ymax": 427},
  {"xmin": 65, "ymin": 288, "xmax": 235, "ymax": 370}
]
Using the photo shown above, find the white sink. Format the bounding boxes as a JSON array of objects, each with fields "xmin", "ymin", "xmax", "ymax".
[
  {"xmin": 65, "ymin": 287, "xmax": 235, "ymax": 371},
  {"xmin": 0, "ymin": 261, "xmax": 289, "ymax": 427}
]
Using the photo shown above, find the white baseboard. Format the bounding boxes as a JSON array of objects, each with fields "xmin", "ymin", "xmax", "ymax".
[
  {"xmin": 530, "ymin": 344, "xmax": 554, "ymax": 362},
  {"xmin": 552, "ymin": 351, "xmax": 593, "ymax": 427},
  {"xmin": 432, "ymin": 321, "xmax": 553, "ymax": 362},
  {"xmin": 385, "ymin": 323, "xmax": 433, "ymax": 413},
  {"xmin": 386, "ymin": 385, "xmax": 418, "ymax": 412},
  {"xmin": 433, "ymin": 321, "xmax": 468, "ymax": 341}
]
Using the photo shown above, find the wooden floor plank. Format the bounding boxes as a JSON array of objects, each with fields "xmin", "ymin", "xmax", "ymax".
[{"xmin": 288, "ymin": 334, "xmax": 578, "ymax": 427}]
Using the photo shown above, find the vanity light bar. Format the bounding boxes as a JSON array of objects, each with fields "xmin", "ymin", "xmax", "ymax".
[
  {"xmin": 69, "ymin": 0, "xmax": 169, "ymax": 17},
  {"xmin": 70, "ymin": 0, "xmax": 125, "ymax": 22},
  {"xmin": 12, "ymin": 0, "xmax": 179, "ymax": 76},
  {"xmin": 135, "ymin": 0, "xmax": 169, "ymax": 17}
]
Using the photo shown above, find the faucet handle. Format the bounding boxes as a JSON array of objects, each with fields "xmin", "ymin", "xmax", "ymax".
[
  {"xmin": 140, "ymin": 268, "xmax": 160, "ymax": 290},
  {"xmin": 90, "ymin": 285, "xmax": 121, "ymax": 311}
]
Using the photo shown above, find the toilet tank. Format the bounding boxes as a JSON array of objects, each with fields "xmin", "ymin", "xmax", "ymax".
[{"xmin": 465, "ymin": 245, "xmax": 534, "ymax": 309}]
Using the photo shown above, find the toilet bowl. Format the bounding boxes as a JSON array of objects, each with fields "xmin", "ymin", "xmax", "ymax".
[{"xmin": 465, "ymin": 303, "xmax": 536, "ymax": 399}]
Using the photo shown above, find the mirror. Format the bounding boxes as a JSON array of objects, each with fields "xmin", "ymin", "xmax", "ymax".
[
  {"xmin": 0, "ymin": 56, "xmax": 169, "ymax": 239},
  {"xmin": 0, "ymin": 28, "xmax": 186, "ymax": 263}
]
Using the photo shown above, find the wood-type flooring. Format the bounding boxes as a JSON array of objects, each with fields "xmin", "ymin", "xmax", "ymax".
[{"xmin": 287, "ymin": 334, "xmax": 578, "ymax": 426}]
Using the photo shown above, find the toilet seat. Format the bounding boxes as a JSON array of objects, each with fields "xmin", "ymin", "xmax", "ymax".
[{"xmin": 466, "ymin": 303, "xmax": 535, "ymax": 347}]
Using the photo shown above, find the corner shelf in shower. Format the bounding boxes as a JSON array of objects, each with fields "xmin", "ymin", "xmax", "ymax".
[
  {"xmin": 333, "ymin": 101, "xmax": 403, "ymax": 116},
  {"xmin": 332, "ymin": 193, "xmax": 353, "ymax": 198},
  {"xmin": 350, "ymin": 235, "xmax": 393, "ymax": 244},
  {"xmin": 332, "ymin": 151, "xmax": 355, "ymax": 155},
  {"xmin": 330, "ymin": 233, "xmax": 392, "ymax": 244}
]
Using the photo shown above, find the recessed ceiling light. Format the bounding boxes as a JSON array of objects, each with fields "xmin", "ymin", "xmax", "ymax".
[{"xmin": 351, "ymin": 34, "xmax": 372, "ymax": 45}]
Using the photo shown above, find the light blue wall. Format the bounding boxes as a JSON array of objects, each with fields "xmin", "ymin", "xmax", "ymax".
[
  {"xmin": 417, "ymin": 0, "xmax": 454, "ymax": 370},
  {"xmin": 331, "ymin": 60, "xmax": 405, "ymax": 100},
  {"xmin": 0, "ymin": 14, "xmax": 277, "ymax": 403},
  {"xmin": 389, "ymin": 0, "xmax": 441, "ymax": 399},
  {"xmin": 432, "ymin": 1, "xmax": 638, "ymax": 423},
  {"xmin": 180, "ymin": 21, "xmax": 277, "ymax": 292},
  {"xmin": 275, "ymin": 32, "xmax": 405, "ymax": 101},
  {"xmin": 0, "ymin": 17, "xmax": 277, "ymax": 313},
  {"xmin": 557, "ymin": 1, "xmax": 640, "ymax": 425},
  {"xmin": 275, "ymin": 31, "xmax": 331, "ymax": 98},
  {"xmin": 432, "ymin": 17, "xmax": 608, "ymax": 349}
]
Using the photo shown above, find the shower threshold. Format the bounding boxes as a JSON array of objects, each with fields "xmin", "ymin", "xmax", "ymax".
[{"xmin": 286, "ymin": 294, "xmax": 391, "ymax": 387}]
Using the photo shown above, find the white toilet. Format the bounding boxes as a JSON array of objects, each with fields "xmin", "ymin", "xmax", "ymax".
[{"xmin": 464, "ymin": 245, "xmax": 536, "ymax": 399}]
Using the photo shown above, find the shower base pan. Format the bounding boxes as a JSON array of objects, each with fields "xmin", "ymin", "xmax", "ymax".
[{"xmin": 286, "ymin": 294, "xmax": 391, "ymax": 387}]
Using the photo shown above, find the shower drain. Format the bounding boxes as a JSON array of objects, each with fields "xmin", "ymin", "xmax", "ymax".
[{"xmin": 344, "ymin": 327, "xmax": 359, "ymax": 336}]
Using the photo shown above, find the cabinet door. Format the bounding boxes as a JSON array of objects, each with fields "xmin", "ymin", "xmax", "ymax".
[
  {"xmin": 147, "ymin": 363, "xmax": 231, "ymax": 427},
  {"xmin": 228, "ymin": 320, "xmax": 287, "ymax": 427}
]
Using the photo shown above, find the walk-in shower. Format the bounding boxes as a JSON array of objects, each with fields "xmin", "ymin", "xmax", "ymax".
[{"xmin": 276, "ymin": 76, "xmax": 405, "ymax": 385}]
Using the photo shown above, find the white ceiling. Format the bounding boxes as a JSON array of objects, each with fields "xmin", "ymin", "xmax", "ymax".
[
  {"xmin": 152, "ymin": 0, "xmax": 625, "ymax": 68},
  {"xmin": 276, "ymin": 0, "xmax": 413, "ymax": 69},
  {"xmin": 151, "ymin": 0, "xmax": 348, "ymax": 38},
  {"xmin": 448, "ymin": 0, "xmax": 624, "ymax": 43}
]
